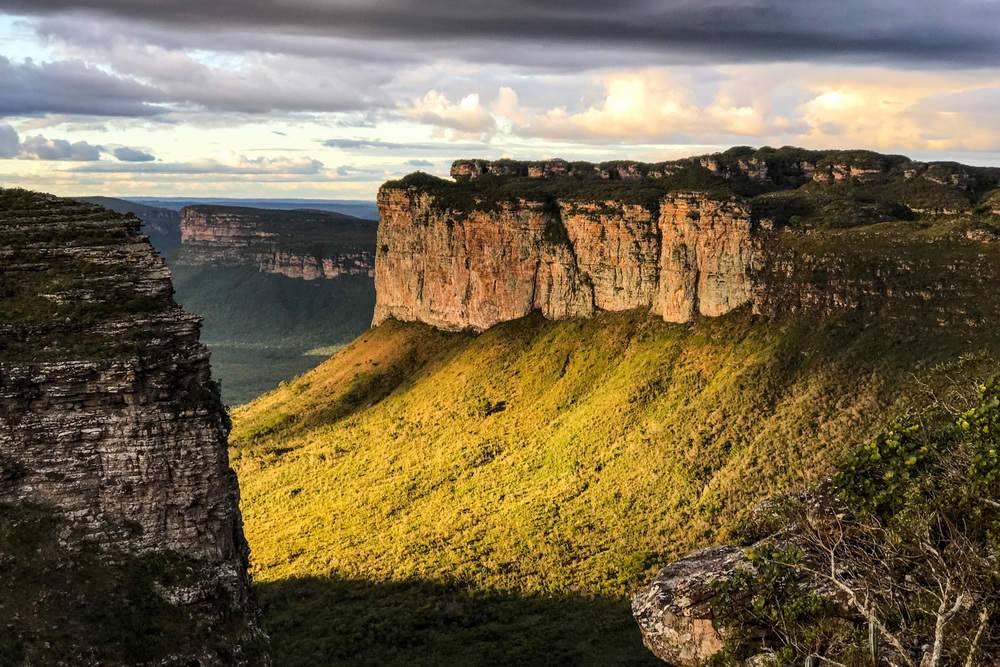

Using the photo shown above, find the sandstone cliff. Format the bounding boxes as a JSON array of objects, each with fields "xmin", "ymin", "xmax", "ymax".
[
  {"xmin": 0, "ymin": 190, "xmax": 267, "ymax": 664},
  {"xmin": 178, "ymin": 205, "xmax": 375, "ymax": 280},
  {"xmin": 375, "ymin": 148, "xmax": 1000, "ymax": 332}
]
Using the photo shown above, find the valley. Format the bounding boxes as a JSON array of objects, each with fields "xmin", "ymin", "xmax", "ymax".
[
  {"xmin": 3, "ymin": 145, "xmax": 998, "ymax": 665},
  {"xmin": 229, "ymin": 148, "xmax": 1000, "ymax": 664},
  {"xmin": 89, "ymin": 197, "xmax": 379, "ymax": 405}
]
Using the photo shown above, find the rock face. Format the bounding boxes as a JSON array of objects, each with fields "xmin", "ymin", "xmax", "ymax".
[
  {"xmin": 374, "ymin": 190, "xmax": 593, "ymax": 331},
  {"xmin": 376, "ymin": 149, "xmax": 1000, "ymax": 332},
  {"xmin": 76, "ymin": 196, "xmax": 182, "ymax": 259},
  {"xmin": 178, "ymin": 205, "xmax": 375, "ymax": 280},
  {"xmin": 631, "ymin": 546, "xmax": 747, "ymax": 666},
  {"xmin": 374, "ymin": 188, "xmax": 762, "ymax": 331},
  {"xmin": 656, "ymin": 194, "xmax": 759, "ymax": 323},
  {"xmin": 0, "ymin": 190, "xmax": 267, "ymax": 664}
]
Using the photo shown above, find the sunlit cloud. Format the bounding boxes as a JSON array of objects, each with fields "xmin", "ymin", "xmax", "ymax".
[{"xmin": 403, "ymin": 91, "xmax": 496, "ymax": 134}]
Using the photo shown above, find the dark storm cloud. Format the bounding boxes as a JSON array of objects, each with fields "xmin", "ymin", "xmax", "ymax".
[
  {"xmin": 112, "ymin": 146, "xmax": 156, "ymax": 162},
  {"xmin": 4, "ymin": 0, "xmax": 999, "ymax": 67},
  {"xmin": 0, "ymin": 56, "xmax": 164, "ymax": 118}
]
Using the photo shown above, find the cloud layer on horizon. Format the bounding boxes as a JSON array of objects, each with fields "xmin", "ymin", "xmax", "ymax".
[{"xmin": 0, "ymin": 1, "xmax": 998, "ymax": 197}]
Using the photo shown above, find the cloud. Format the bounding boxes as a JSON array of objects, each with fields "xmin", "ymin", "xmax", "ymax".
[
  {"xmin": 322, "ymin": 137, "xmax": 494, "ymax": 154},
  {"xmin": 0, "ymin": 125, "xmax": 19, "ymax": 158},
  {"xmin": 0, "ymin": 56, "xmax": 164, "ymax": 118},
  {"xmin": 112, "ymin": 146, "xmax": 156, "ymax": 162},
  {"xmin": 482, "ymin": 66, "xmax": 1000, "ymax": 151},
  {"xmin": 498, "ymin": 71, "xmax": 777, "ymax": 144},
  {"xmin": 9, "ymin": 1, "xmax": 1000, "ymax": 67},
  {"xmin": 406, "ymin": 159, "xmax": 433, "ymax": 168},
  {"xmin": 70, "ymin": 155, "xmax": 325, "ymax": 175},
  {"xmin": 323, "ymin": 139, "xmax": 408, "ymax": 150},
  {"xmin": 0, "ymin": 124, "xmax": 161, "ymax": 162},
  {"xmin": 334, "ymin": 165, "xmax": 387, "ymax": 181},
  {"xmin": 404, "ymin": 91, "xmax": 496, "ymax": 134},
  {"xmin": 17, "ymin": 134, "xmax": 103, "ymax": 161}
]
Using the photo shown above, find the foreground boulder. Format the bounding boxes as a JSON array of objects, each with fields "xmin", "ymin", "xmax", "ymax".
[{"xmin": 632, "ymin": 546, "xmax": 747, "ymax": 665}]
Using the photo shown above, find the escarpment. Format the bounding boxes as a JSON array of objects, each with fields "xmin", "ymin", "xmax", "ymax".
[
  {"xmin": 376, "ymin": 147, "xmax": 1000, "ymax": 332},
  {"xmin": 0, "ymin": 190, "xmax": 267, "ymax": 664},
  {"xmin": 178, "ymin": 205, "xmax": 375, "ymax": 280}
]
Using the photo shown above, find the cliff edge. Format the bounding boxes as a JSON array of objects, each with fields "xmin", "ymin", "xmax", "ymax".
[
  {"xmin": 178, "ymin": 205, "xmax": 375, "ymax": 280},
  {"xmin": 374, "ymin": 147, "xmax": 1000, "ymax": 332},
  {"xmin": 0, "ymin": 190, "xmax": 268, "ymax": 664}
]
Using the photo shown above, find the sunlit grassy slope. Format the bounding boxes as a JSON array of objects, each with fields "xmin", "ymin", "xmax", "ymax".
[{"xmin": 231, "ymin": 309, "xmax": 998, "ymax": 665}]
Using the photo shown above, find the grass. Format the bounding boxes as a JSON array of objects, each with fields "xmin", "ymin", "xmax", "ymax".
[{"xmin": 231, "ymin": 308, "xmax": 1000, "ymax": 665}]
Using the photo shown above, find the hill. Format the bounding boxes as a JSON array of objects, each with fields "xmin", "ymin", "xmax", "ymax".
[
  {"xmin": 232, "ymin": 146, "xmax": 1000, "ymax": 664},
  {"xmin": 232, "ymin": 309, "xmax": 999, "ymax": 665}
]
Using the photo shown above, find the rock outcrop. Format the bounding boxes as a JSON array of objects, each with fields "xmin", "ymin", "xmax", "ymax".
[
  {"xmin": 632, "ymin": 546, "xmax": 747, "ymax": 666},
  {"xmin": 0, "ymin": 190, "xmax": 267, "ymax": 664},
  {"xmin": 656, "ymin": 194, "xmax": 759, "ymax": 322},
  {"xmin": 77, "ymin": 196, "xmax": 182, "ymax": 259},
  {"xmin": 178, "ymin": 205, "xmax": 375, "ymax": 280},
  {"xmin": 374, "ymin": 191, "xmax": 592, "ymax": 331},
  {"xmin": 376, "ymin": 149, "xmax": 1000, "ymax": 332}
]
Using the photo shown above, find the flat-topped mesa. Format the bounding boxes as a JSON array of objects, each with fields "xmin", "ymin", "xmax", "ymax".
[
  {"xmin": 178, "ymin": 205, "xmax": 375, "ymax": 280},
  {"xmin": 0, "ymin": 190, "xmax": 267, "ymax": 664},
  {"xmin": 450, "ymin": 148, "xmax": 991, "ymax": 190},
  {"xmin": 377, "ymin": 148, "xmax": 1000, "ymax": 333}
]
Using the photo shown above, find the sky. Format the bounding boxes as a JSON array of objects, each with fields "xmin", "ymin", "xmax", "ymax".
[{"xmin": 0, "ymin": 1, "xmax": 999, "ymax": 199}]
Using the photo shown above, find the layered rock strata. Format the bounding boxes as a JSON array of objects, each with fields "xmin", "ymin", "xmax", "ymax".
[
  {"xmin": 375, "ymin": 189, "xmax": 766, "ymax": 330},
  {"xmin": 451, "ymin": 150, "xmax": 991, "ymax": 191},
  {"xmin": 376, "ymin": 151, "xmax": 1000, "ymax": 332},
  {"xmin": 178, "ymin": 205, "xmax": 375, "ymax": 280},
  {"xmin": 0, "ymin": 190, "xmax": 267, "ymax": 664}
]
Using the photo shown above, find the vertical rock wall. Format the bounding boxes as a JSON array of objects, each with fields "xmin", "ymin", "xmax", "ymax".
[
  {"xmin": 178, "ymin": 206, "xmax": 375, "ymax": 280},
  {"xmin": 655, "ymin": 194, "xmax": 759, "ymax": 323},
  {"xmin": 0, "ymin": 191, "xmax": 267, "ymax": 664},
  {"xmin": 374, "ymin": 189, "xmax": 594, "ymax": 331},
  {"xmin": 374, "ymin": 186, "xmax": 760, "ymax": 331}
]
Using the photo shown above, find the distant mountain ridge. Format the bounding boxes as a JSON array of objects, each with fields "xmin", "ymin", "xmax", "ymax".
[
  {"xmin": 129, "ymin": 197, "xmax": 379, "ymax": 221},
  {"xmin": 177, "ymin": 204, "xmax": 376, "ymax": 280}
]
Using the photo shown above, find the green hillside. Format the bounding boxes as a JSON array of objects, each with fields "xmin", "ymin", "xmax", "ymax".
[
  {"xmin": 171, "ymin": 265, "xmax": 374, "ymax": 405},
  {"xmin": 231, "ymin": 308, "xmax": 999, "ymax": 665}
]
